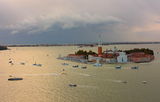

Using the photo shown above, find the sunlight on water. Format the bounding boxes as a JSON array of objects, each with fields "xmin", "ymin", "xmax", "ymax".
[{"xmin": 0, "ymin": 44, "xmax": 160, "ymax": 102}]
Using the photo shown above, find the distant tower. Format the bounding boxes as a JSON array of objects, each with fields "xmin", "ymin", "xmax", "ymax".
[{"xmin": 98, "ymin": 34, "xmax": 102, "ymax": 57}]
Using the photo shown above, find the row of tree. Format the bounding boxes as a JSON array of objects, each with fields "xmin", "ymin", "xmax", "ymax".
[
  {"xmin": 124, "ymin": 48, "xmax": 154, "ymax": 55},
  {"xmin": 75, "ymin": 50, "xmax": 97, "ymax": 59},
  {"xmin": 0, "ymin": 46, "xmax": 8, "ymax": 50}
]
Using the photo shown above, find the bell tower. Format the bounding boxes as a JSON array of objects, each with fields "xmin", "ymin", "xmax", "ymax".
[{"xmin": 98, "ymin": 34, "xmax": 102, "ymax": 57}]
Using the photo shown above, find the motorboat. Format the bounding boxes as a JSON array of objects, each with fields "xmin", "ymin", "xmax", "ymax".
[
  {"xmin": 93, "ymin": 58, "xmax": 102, "ymax": 67},
  {"xmin": 115, "ymin": 66, "xmax": 121, "ymax": 69},
  {"xmin": 33, "ymin": 63, "xmax": 42, "ymax": 67},
  {"xmin": 93, "ymin": 63, "xmax": 102, "ymax": 67},
  {"xmin": 72, "ymin": 65, "xmax": 79, "ymax": 68},
  {"xmin": 8, "ymin": 78, "xmax": 23, "ymax": 81},
  {"xmin": 81, "ymin": 66, "xmax": 87, "ymax": 69},
  {"xmin": 131, "ymin": 66, "xmax": 139, "ymax": 69},
  {"xmin": 9, "ymin": 61, "xmax": 12, "ymax": 63},
  {"xmin": 142, "ymin": 81, "xmax": 147, "ymax": 84},
  {"xmin": 20, "ymin": 62, "xmax": 25, "ymax": 65},
  {"xmin": 121, "ymin": 81, "xmax": 127, "ymax": 84},
  {"xmin": 69, "ymin": 84, "xmax": 77, "ymax": 87}
]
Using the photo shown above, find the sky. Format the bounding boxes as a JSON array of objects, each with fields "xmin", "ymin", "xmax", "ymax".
[{"xmin": 0, "ymin": 0, "xmax": 160, "ymax": 44}]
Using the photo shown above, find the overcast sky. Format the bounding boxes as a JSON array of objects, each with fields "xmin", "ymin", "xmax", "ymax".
[{"xmin": 0, "ymin": 0, "xmax": 160, "ymax": 44}]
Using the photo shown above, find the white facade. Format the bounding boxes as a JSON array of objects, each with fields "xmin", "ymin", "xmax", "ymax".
[
  {"xmin": 117, "ymin": 52, "xmax": 128, "ymax": 63},
  {"xmin": 88, "ymin": 55, "xmax": 100, "ymax": 61}
]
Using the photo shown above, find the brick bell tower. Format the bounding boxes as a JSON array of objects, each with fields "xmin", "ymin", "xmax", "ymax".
[{"xmin": 98, "ymin": 34, "xmax": 102, "ymax": 57}]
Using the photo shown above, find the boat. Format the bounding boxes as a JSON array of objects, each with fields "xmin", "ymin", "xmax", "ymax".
[
  {"xmin": 121, "ymin": 81, "xmax": 127, "ymax": 84},
  {"xmin": 33, "ymin": 63, "xmax": 42, "ymax": 67},
  {"xmin": 142, "ymin": 81, "xmax": 147, "ymax": 84},
  {"xmin": 93, "ymin": 59, "xmax": 102, "ymax": 67},
  {"xmin": 8, "ymin": 78, "xmax": 23, "ymax": 81},
  {"xmin": 62, "ymin": 63, "xmax": 69, "ymax": 65},
  {"xmin": 131, "ymin": 66, "xmax": 139, "ymax": 69},
  {"xmin": 115, "ymin": 66, "xmax": 121, "ymax": 69},
  {"xmin": 20, "ymin": 62, "xmax": 25, "ymax": 65},
  {"xmin": 69, "ymin": 84, "xmax": 77, "ymax": 87},
  {"xmin": 72, "ymin": 65, "xmax": 79, "ymax": 68},
  {"xmin": 81, "ymin": 66, "xmax": 87, "ymax": 69},
  {"xmin": 93, "ymin": 63, "xmax": 102, "ymax": 67},
  {"xmin": 9, "ymin": 61, "xmax": 12, "ymax": 63}
]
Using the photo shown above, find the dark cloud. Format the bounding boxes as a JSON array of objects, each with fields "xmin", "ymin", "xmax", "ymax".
[{"xmin": 0, "ymin": 0, "xmax": 160, "ymax": 44}]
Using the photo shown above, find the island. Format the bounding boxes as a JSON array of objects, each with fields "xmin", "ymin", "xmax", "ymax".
[{"xmin": 58, "ymin": 46, "xmax": 154, "ymax": 64}]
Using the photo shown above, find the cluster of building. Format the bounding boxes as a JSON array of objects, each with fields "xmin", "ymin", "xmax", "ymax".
[
  {"xmin": 61, "ymin": 45, "xmax": 154, "ymax": 64},
  {"xmin": 89, "ymin": 46, "xmax": 154, "ymax": 63},
  {"xmin": 88, "ymin": 46, "xmax": 128, "ymax": 63}
]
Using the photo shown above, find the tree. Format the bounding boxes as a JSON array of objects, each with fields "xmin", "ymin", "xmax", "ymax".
[
  {"xmin": 124, "ymin": 48, "xmax": 154, "ymax": 55},
  {"xmin": 75, "ymin": 50, "xmax": 97, "ymax": 59},
  {"xmin": 0, "ymin": 46, "xmax": 8, "ymax": 50}
]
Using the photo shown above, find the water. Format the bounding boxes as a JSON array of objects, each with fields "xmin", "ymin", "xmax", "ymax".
[{"xmin": 0, "ymin": 44, "xmax": 160, "ymax": 102}]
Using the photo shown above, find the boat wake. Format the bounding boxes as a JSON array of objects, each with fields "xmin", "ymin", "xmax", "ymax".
[
  {"xmin": 78, "ymin": 85, "xmax": 97, "ymax": 89},
  {"xmin": 106, "ymin": 79, "xmax": 127, "ymax": 83},
  {"xmin": 23, "ymin": 73, "xmax": 61, "ymax": 76},
  {"xmin": 78, "ymin": 73, "xmax": 91, "ymax": 77}
]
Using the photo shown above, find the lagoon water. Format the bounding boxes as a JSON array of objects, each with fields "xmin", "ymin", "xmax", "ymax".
[{"xmin": 0, "ymin": 44, "xmax": 160, "ymax": 102}]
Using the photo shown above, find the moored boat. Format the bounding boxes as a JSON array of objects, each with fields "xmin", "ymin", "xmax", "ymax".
[
  {"xmin": 72, "ymin": 65, "xmax": 79, "ymax": 68},
  {"xmin": 62, "ymin": 63, "xmax": 69, "ymax": 65},
  {"xmin": 115, "ymin": 66, "xmax": 121, "ymax": 69},
  {"xmin": 81, "ymin": 66, "xmax": 87, "ymax": 69},
  {"xmin": 8, "ymin": 78, "xmax": 23, "ymax": 81},
  {"xmin": 93, "ymin": 63, "xmax": 102, "ymax": 67},
  {"xmin": 131, "ymin": 66, "xmax": 139, "ymax": 69}
]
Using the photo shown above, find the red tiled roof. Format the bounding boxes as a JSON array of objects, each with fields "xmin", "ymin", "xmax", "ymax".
[
  {"xmin": 128, "ymin": 52, "xmax": 153, "ymax": 58},
  {"xmin": 102, "ymin": 53, "xmax": 119, "ymax": 58}
]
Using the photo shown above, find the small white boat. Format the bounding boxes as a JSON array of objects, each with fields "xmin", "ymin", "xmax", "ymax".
[
  {"xmin": 115, "ymin": 66, "xmax": 121, "ymax": 69},
  {"xmin": 93, "ymin": 63, "xmax": 102, "ymax": 67},
  {"xmin": 93, "ymin": 58, "xmax": 102, "ymax": 67}
]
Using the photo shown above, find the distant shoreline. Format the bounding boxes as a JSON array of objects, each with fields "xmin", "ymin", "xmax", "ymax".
[{"xmin": 4, "ymin": 42, "xmax": 160, "ymax": 47}]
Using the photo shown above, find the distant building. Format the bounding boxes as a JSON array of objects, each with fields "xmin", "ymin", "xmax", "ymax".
[
  {"xmin": 105, "ymin": 58, "xmax": 117, "ymax": 63},
  {"xmin": 102, "ymin": 50, "xmax": 119, "ymax": 63},
  {"xmin": 62, "ymin": 46, "xmax": 154, "ymax": 64},
  {"xmin": 128, "ymin": 52, "xmax": 154, "ymax": 63},
  {"xmin": 88, "ymin": 55, "xmax": 99, "ymax": 62},
  {"xmin": 117, "ymin": 52, "xmax": 128, "ymax": 63},
  {"xmin": 97, "ymin": 45, "xmax": 103, "ymax": 57}
]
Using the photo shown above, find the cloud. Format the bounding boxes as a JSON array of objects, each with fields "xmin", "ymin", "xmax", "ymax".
[
  {"xmin": 0, "ymin": 0, "xmax": 160, "ymax": 44},
  {"xmin": 3, "ymin": 13, "xmax": 123, "ymax": 34},
  {"xmin": 132, "ymin": 23, "xmax": 160, "ymax": 33}
]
